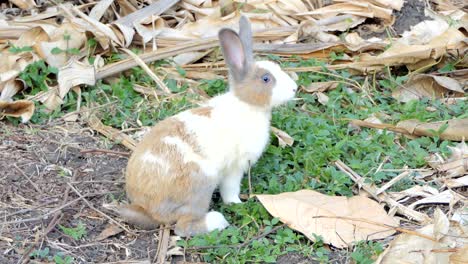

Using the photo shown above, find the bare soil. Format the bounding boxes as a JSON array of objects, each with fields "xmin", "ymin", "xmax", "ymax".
[{"xmin": 0, "ymin": 122, "xmax": 163, "ymax": 263}]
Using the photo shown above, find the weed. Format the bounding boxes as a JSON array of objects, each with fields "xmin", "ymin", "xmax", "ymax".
[
  {"xmin": 8, "ymin": 45, "xmax": 33, "ymax": 54},
  {"xmin": 54, "ymin": 253, "xmax": 74, "ymax": 264},
  {"xmin": 351, "ymin": 241, "xmax": 384, "ymax": 264},
  {"xmin": 50, "ymin": 33, "xmax": 80, "ymax": 57},
  {"xmin": 30, "ymin": 247, "xmax": 50, "ymax": 259},
  {"xmin": 59, "ymin": 222, "xmax": 87, "ymax": 240},
  {"xmin": 19, "ymin": 60, "xmax": 58, "ymax": 96}
]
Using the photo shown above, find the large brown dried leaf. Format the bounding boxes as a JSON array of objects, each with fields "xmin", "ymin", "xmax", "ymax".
[
  {"xmin": 351, "ymin": 118, "xmax": 468, "ymax": 141},
  {"xmin": 393, "ymin": 74, "xmax": 465, "ymax": 103},
  {"xmin": 396, "ymin": 118, "xmax": 468, "ymax": 142},
  {"xmin": 257, "ymin": 190, "xmax": 398, "ymax": 248},
  {"xmin": 376, "ymin": 210, "xmax": 467, "ymax": 264},
  {"xmin": 0, "ymin": 99, "xmax": 34, "ymax": 122}
]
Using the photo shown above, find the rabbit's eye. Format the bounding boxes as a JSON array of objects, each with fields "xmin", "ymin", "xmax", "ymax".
[{"xmin": 261, "ymin": 73, "xmax": 271, "ymax": 83}]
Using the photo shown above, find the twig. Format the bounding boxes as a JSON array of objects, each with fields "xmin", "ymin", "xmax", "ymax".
[
  {"xmin": 187, "ymin": 223, "xmax": 287, "ymax": 250},
  {"xmin": 335, "ymin": 160, "xmax": 431, "ymax": 224},
  {"xmin": 66, "ymin": 182, "xmax": 134, "ymax": 234},
  {"xmin": 155, "ymin": 226, "xmax": 171, "ymax": 264},
  {"xmin": 80, "ymin": 148, "xmax": 130, "ymax": 157},
  {"xmin": 13, "ymin": 164, "xmax": 42, "ymax": 194},
  {"xmin": 121, "ymin": 48, "xmax": 171, "ymax": 95},
  {"xmin": 376, "ymin": 171, "xmax": 411, "ymax": 195}
]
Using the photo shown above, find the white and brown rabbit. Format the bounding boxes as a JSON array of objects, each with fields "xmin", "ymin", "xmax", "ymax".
[{"xmin": 120, "ymin": 16, "xmax": 297, "ymax": 237}]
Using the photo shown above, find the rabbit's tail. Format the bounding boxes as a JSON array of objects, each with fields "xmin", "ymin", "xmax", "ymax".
[{"xmin": 118, "ymin": 204, "xmax": 159, "ymax": 229}]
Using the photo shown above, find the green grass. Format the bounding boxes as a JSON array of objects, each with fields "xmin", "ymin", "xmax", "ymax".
[{"xmin": 12, "ymin": 56, "xmax": 467, "ymax": 263}]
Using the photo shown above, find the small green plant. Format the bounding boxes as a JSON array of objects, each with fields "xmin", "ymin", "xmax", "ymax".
[
  {"xmin": 19, "ymin": 60, "xmax": 58, "ymax": 95},
  {"xmin": 59, "ymin": 222, "xmax": 87, "ymax": 240},
  {"xmin": 54, "ymin": 253, "xmax": 74, "ymax": 264},
  {"xmin": 8, "ymin": 45, "xmax": 33, "ymax": 54},
  {"xmin": 329, "ymin": 51, "xmax": 344, "ymax": 61},
  {"xmin": 50, "ymin": 33, "xmax": 80, "ymax": 56},
  {"xmin": 200, "ymin": 79, "xmax": 227, "ymax": 97},
  {"xmin": 351, "ymin": 241, "xmax": 384, "ymax": 264},
  {"xmin": 30, "ymin": 247, "xmax": 50, "ymax": 259}
]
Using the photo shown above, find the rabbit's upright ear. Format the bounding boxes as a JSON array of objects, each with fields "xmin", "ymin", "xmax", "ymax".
[
  {"xmin": 219, "ymin": 28, "xmax": 247, "ymax": 82},
  {"xmin": 239, "ymin": 15, "xmax": 254, "ymax": 67}
]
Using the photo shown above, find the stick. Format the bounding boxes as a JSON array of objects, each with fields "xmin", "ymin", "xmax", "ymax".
[
  {"xmin": 80, "ymin": 148, "xmax": 130, "ymax": 157},
  {"xmin": 155, "ymin": 226, "xmax": 171, "ymax": 264},
  {"xmin": 13, "ymin": 164, "xmax": 42, "ymax": 194},
  {"xmin": 335, "ymin": 160, "xmax": 431, "ymax": 224},
  {"xmin": 375, "ymin": 171, "xmax": 411, "ymax": 195}
]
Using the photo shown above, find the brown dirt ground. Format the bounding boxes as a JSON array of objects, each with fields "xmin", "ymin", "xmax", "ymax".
[{"xmin": 0, "ymin": 122, "xmax": 163, "ymax": 263}]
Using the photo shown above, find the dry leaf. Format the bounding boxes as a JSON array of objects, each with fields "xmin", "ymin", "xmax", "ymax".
[
  {"xmin": 389, "ymin": 185, "xmax": 439, "ymax": 201},
  {"xmin": 0, "ymin": 79, "xmax": 25, "ymax": 101},
  {"xmin": 257, "ymin": 189, "xmax": 398, "ymax": 248},
  {"xmin": 445, "ymin": 176, "xmax": 468, "ymax": 188},
  {"xmin": 451, "ymin": 206, "xmax": 468, "ymax": 234},
  {"xmin": 316, "ymin": 92, "xmax": 329, "ymax": 105},
  {"xmin": 396, "ymin": 119, "xmax": 468, "ymax": 142},
  {"xmin": 393, "ymin": 74, "xmax": 464, "ymax": 103},
  {"xmin": 351, "ymin": 118, "xmax": 468, "ymax": 141},
  {"xmin": 433, "ymin": 208, "xmax": 450, "ymax": 241},
  {"xmin": 0, "ymin": 100, "xmax": 34, "ymax": 122},
  {"xmin": 303, "ymin": 81, "xmax": 339, "ymax": 93},
  {"xmin": 450, "ymin": 246, "xmax": 468, "ymax": 264},
  {"xmin": 271, "ymin": 126, "xmax": 294, "ymax": 148},
  {"xmin": 409, "ymin": 190, "xmax": 454, "ymax": 209},
  {"xmin": 94, "ymin": 224, "xmax": 124, "ymax": 241},
  {"xmin": 376, "ymin": 219, "xmax": 467, "ymax": 264},
  {"xmin": 428, "ymin": 141, "xmax": 468, "ymax": 179},
  {"xmin": 10, "ymin": 0, "xmax": 37, "ymax": 9},
  {"xmin": 58, "ymin": 59, "xmax": 96, "ymax": 99}
]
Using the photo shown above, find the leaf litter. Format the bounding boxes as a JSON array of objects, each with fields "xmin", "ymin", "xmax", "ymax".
[{"xmin": 0, "ymin": 0, "xmax": 467, "ymax": 263}]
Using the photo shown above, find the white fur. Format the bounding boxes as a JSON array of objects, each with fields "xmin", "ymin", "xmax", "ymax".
[
  {"xmin": 140, "ymin": 151, "xmax": 170, "ymax": 173},
  {"xmin": 205, "ymin": 211, "xmax": 229, "ymax": 231},
  {"xmin": 256, "ymin": 61, "xmax": 297, "ymax": 107},
  {"xmin": 162, "ymin": 136, "xmax": 217, "ymax": 177},
  {"xmin": 173, "ymin": 60, "xmax": 296, "ymax": 203},
  {"xmin": 220, "ymin": 169, "xmax": 243, "ymax": 204}
]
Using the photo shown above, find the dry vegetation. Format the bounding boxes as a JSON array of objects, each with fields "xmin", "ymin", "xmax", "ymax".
[{"xmin": 0, "ymin": 0, "xmax": 467, "ymax": 263}]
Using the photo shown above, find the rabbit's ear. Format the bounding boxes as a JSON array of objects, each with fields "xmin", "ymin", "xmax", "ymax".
[
  {"xmin": 219, "ymin": 28, "xmax": 248, "ymax": 82},
  {"xmin": 239, "ymin": 15, "xmax": 254, "ymax": 67}
]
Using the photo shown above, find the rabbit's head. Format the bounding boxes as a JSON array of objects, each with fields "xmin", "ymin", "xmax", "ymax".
[{"xmin": 219, "ymin": 16, "xmax": 297, "ymax": 109}]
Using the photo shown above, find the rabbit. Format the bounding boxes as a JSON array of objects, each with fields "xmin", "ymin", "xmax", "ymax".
[{"xmin": 120, "ymin": 15, "xmax": 298, "ymax": 237}]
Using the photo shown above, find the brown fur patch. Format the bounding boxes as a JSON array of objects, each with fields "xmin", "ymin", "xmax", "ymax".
[
  {"xmin": 233, "ymin": 66, "xmax": 275, "ymax": 107},
  {"xmin": 190, "ymin": 106, "xmax": 213, "ymax": 118},
  {"xmin": 125, "ymin": 117, "xmax": 215, "ymax": 228}
]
